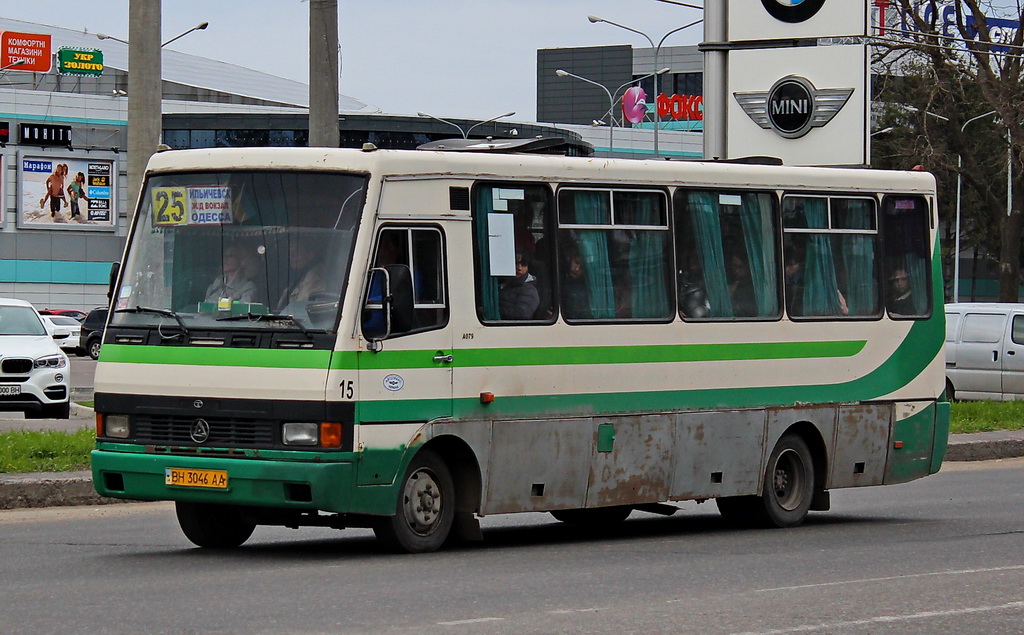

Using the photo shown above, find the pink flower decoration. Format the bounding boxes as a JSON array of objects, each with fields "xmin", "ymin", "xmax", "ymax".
[{"xmin": 622, "ymin": 86, "xmax": 647, "ymax": 124}]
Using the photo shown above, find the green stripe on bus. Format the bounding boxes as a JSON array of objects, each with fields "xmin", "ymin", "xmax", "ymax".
[
  {"xmin": 100, "ymin": 339, "xmax": 864, "ymax": 370},
  {"xmin": 100, "ymin": 344, "xmax": 332, "ymax": 368},
  {"xmin": 338, "ymin": 339, "xmax": 866, "ymax": 371}
]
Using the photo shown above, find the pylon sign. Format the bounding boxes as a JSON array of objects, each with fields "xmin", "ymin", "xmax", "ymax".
[{"xmin": 715, "ymin": 0, "xmax": 869, "ymax": 166}]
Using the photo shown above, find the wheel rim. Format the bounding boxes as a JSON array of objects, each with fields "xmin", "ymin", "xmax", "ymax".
[
  {"xmin": 401, "ymin": 467, "xmax": 444, "ymax": 537},
  {"xmin": 771, "ymin": 448, "xmax": 806, "ymax": 512}
]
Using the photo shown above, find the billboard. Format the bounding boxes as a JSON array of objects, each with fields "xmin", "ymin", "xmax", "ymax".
[
  {"xmin": 18, "ymin": 155, "xmax": 116, "ymax": 230},
  {"xmin": 0, "ymin": 31, "xmax": 52, "ymax": 73}
]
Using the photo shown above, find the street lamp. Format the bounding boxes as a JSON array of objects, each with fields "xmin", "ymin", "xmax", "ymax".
[
  {"xmin": 953, "ymin": 110, "xmax": 997, "ymax": 302},
  {"xmin": 96, "ymin": 22, "xmax": 209, "ymax": 48},
  {"xmin": 0, "ymin": 59, "xmax": 26, "ymax": 73},
  {"xmin": 416, "ymin": 111, "xmax": 515, "ymax": 139},
  {"xmin": 555, "ymin": 67, "xmax": 670, "ymax": 153},
  {"xmin": 588, "ymin": 15, "xmax": 703, "ymax": 158}
]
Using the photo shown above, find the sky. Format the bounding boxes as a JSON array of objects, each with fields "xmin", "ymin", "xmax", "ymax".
[{"xmin": 1, "ymin": 0, "xmax": 706, "ymax": 123}]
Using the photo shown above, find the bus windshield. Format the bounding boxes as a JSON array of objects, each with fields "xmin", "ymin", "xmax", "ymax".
[{"xmin": 113, "ymin": 170, "xmax": 366, "ymax": 332}]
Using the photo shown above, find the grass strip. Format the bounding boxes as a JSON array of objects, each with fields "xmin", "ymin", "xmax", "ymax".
[
  {"xmin": 0, "ymin": 427, "xmax": 95, "ymax": 473},
  {"xmin": 949, "ymin": 400, "xmax": 1024, "ymax": 434}
]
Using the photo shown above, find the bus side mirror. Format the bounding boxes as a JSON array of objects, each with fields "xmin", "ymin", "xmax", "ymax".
[
  {"xmin": 107, "ymin": 262, "xmax": 120, "ymax": 303},
  {"xmin": 362, "ymin": 264, "xmax": 415, "ymax": 346}
]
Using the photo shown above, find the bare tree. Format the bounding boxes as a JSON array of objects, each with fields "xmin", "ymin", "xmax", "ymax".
[{"xmin": 878, "ymin": 0, "xmax": 1024, "ymax": 300}]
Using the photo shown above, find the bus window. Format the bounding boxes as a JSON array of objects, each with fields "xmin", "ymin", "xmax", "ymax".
[
  {"xmin": 362, "ymin": 226, "xmax": 447, "ymax": 338},
  {"xmin": 472, "ymin": 184, "xmax": 555, "ymax": 323},
  {"xmin": 674, "ymin": 189, "xmax": 780, "ymax": 320},
  {"xmin": 783, "ymin": 195, "xmax": 880, "ymax": 319},
  {"xmin": 557, "ymin": 188, "xmax": 673, "ymax": 322},
  {"xmin": 882, "ymin": 196, "xmax": 932, "ymax": 319}
]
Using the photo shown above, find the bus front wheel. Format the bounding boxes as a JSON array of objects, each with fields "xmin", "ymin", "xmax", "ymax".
[
  {"xmin": 175, "ymin": 501, "xmax": 256, "ymax": 548},
  {"xmin": 717, "ymin": 433, "xmax": 814, "ymax": 528},
  {"xmin": 374, "ymin": 449, "xmax": 455, "ymax": 553}
]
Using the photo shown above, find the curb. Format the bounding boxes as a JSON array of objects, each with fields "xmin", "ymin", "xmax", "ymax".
[{"xmin": 2, "ymin": 433, "xmax": 1023, "ymax": 512}]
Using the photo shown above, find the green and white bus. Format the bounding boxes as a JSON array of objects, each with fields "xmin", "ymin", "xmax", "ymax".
[{"xmin": 91, "ymin": 146, "xmax": 948, "ymax": 553}]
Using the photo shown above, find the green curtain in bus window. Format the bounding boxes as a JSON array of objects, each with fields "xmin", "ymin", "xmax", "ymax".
[
  {"xmin": 801, "ymin": 199, "xmax": 843, "ymax": 316},
  {"xmin": 627, "ymin": 194, "xmax": 670, "ymax": 319},
  {"xmin": 739, "ymin": 193, "xmax": 779, "ymax": 317},
  {"xmin": 474, "ymin": 187, "xmax": 501, "ymax": 321},
  {"xmin": 573, "ymin": 192, "xmax": 616, "ymax": 318},
  {"xmin": 688, "ymin": 191, "xmax": 732, "ymax": 318},
  {"xmin": 838, "ymin": 200, "xmax": 878, "ymax": 316}
]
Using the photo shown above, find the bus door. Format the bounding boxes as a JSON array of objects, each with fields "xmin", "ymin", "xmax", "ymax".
[{"xmin": 357, "ymin": 225, "xmax": 453, "ymax": 434}]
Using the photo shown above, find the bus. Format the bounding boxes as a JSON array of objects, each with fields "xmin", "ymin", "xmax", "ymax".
[{"xmin": 91, "ymin": 146, "xmax": 948, "ymax": 553}]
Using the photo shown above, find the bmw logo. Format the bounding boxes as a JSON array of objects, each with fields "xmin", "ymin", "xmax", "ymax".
[
  {"xmin": 190, "ymin": 418, "xmax": 210, "ymax": 443},
  {"xmin": 762, "ymin": 0, "xmax": 826, "ymax": 23}
]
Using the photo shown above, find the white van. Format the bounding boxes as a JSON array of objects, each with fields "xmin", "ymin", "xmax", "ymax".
[{"xmin": 945, "ymin": 303, "xmax": 1024, "ymax": 400}]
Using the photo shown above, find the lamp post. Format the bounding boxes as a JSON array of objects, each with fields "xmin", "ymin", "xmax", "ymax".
[
  {"xmin": 416, "ymin": 111, "xmax": 515, "ymax": 139},
  {"xmin": 953, "ymin": 110, "xmax": 997, "ymax": 301},
  {"xmin": 588, "ymin": 15, "xmax": 703, "ymax": 158},
  {"xmin": 0, "ymin": 59, "xmax": 26, "ymax": 73},
  {"xmin": 555, "ymin": 67, "xmax": 670, "ymax": 154},
  {"xmin": 97, "ymin": 22, "xmax": 208, "ymax": 47}
]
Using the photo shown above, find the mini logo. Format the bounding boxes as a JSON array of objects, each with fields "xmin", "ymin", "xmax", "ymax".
[
  {"xmin": 734, "ymin": 75, "xmax": 853, "ymax": 139},
  {"xmin": 761, "ymin": 0, "xmax": 826, "ymax": 23},
  {"xmin": 190, "ymin": 419, "xmax": 210, "ymax": 443},
  {"xmin": 383, "ymin": 374, "xmax": 405, "ymax": 392},
  {"xmin": 193, "ymin": 399, "xmax": 204, "ymax": 409}
]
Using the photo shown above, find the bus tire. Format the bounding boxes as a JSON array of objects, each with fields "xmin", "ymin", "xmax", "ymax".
[
  {"xmin": 373, "ymin": 449, "xmax": 455, "ymax": 553},
  {"xmin": 175, "ymin": 501, "xmax": 256, "ymax": 548},
  {"xmin": 717, "ymin": 433, "xmax": 814, "ymax": 528},
  {"xmin": 550, "ymin": 506, "xmax": 633, "ymax": 525}
]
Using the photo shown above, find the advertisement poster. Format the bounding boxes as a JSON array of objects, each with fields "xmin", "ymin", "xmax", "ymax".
[{"xmin": 18, "ymin": 155, "xmax": 116, "ymax": 229}]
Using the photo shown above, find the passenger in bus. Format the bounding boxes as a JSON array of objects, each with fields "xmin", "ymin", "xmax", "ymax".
[
  {"xmin": 728, "ymin": 253, "xmax": 757, "ymax": 317},
  {"xmin": 561, "ymin": 246, "xmax": 591, "ymax": 320},
  {"xmin": 277, "ymin": 242, "xmax": 327, "ymax": 309},
  {"xmin": 678, "ymin": 252, "xmax": 710, "ymax": 318},
  {"xmin": 888, "ymin": 267, "xmax": 916, "ymax": 315},
  {"xmin": 204, "ymin": 245, "xmax": 258, "ymax": 305},
  {"xmin": 499, "ymin": 250, "xmax": 539, "ymax": 320},
  {"xmin": 784, "ymin": 254, "xmax": 804, "ymax": 316}
]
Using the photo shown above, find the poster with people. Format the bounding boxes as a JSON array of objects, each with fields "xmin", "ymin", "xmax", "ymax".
[{"xmin": 18, "ymin": 155, "xmax": 115, "ymax": 229}]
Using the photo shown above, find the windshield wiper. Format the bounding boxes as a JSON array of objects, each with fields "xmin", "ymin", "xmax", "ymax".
[
  {"xmin": 115, "ymin": 306, "xmax": 190, "ymax": 339},
  {"xmin": 216, "ymin": 312, "xmax": 312, "ymax": 337}
]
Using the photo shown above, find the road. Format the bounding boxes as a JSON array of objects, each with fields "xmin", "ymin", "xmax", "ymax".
[{"xmin": 1, "ymin": 458, "xmax": 1022, "ymax": 634}]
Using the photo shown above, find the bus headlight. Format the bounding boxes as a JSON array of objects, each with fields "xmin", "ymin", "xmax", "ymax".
[
  {"xmin": 283, "ymin": 422, "xmax": 319, "ymax": 446},
  {"xmin": 105, "ymin": 415, "xmax": 131, "ymax": 438}
]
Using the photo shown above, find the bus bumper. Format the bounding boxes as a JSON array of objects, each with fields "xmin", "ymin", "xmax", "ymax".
[
  {"xmin": 884, "ymin": 401, "xmax": 950, "ymax": 485},
  {"xmin": 91, "ymin": 449, "xmax": 360, "ymax": 513}
]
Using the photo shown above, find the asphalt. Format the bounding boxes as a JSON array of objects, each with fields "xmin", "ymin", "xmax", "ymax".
[{"xmin": 1, "ymin": 408, "xmax": 1023, "ymax": 511}]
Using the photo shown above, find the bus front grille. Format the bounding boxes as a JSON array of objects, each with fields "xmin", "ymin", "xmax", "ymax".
[{"xmin": 133, "ymin": 415, "xmax": 275, "ymax": 447}]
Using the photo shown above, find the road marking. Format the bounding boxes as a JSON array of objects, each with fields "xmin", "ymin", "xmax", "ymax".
[
  {"xmin": 732, "ymin": 600, "xmax": 1024, "ymax": 634},
  {"xmin": 437, "ymin": 617, "xmax": 504, "ymax": 626},
  {"xmin": 753, "ymin": 564, "xmax": 1024, "ymax": 593},
  {"xmin": 547, "ymin": 607, "xmax": 605, "ymax": 615}
]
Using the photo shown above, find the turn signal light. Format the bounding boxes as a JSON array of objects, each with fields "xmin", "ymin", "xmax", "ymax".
[
  {"xmin": 95, "ymin": 413, "xmax": 104, "ymax": 437},
  {"xmin": 480, "ymin": 392, "xmax": 495, "ymax": 404},
  {"xmin": 320, "ymin": 422, "xmax": 342, "ymax": 448}
]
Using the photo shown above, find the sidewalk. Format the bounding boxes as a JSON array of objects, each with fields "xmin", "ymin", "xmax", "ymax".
[{"xmin": 2, "ymin": 415, "xmax": 1023, "ymax": 511}]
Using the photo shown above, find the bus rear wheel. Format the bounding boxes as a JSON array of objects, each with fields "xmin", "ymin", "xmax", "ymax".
[
  {"xmin": 716, "ymin": 433, "xmax": 814, "ymax": 528},
  {"xmin": 374, "ymin": 449, "xmax": 455, "ymax": 553},
  {"xmin": 175, "ymin": 501, "xmax": 256, "ymax": 548}
]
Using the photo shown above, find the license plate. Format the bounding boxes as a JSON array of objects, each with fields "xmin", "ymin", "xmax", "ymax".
[
  {"xmin": 165, "ymin": 467, "xmax": 228, "ymax": 489},
  {"xmin": 0, "ymin": 385, "xmax": 21, "ymax": 396}
]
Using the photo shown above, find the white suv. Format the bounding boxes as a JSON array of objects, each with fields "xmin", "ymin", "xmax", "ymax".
[{"xmin": 0, "ymin": 298, "xmax": 71, "ymax": 419}]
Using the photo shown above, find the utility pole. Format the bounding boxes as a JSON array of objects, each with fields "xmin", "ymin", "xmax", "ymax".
[
  {"xmin": 702, "ymin": 0, "xmax": 726, "ymax": 160},
  {"xmin": 309, "ymin": 0, "xmax": 339, "ymax": 147},
  {"xmin": 127, "ymin": 0, "xmax": 161, "ymax": 212}
]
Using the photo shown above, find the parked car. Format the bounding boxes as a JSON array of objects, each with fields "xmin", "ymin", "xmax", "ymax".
[
  {"xmin": 81, "ymin": 307, "xmax": 109, "ymax": 360},
  {"xmin": 945, "ymin": 302, "xmax": 1024, "ymax": 400},
  {"xmin": 0, "ymin": 298, "xmax": 71, "ymax": 419},
  {"xmin": 40, "ymin": 314, "xmax": 83, "ymax": 355},
  {"xmin": 39, "ymin": 309, "xmax": 88, "ymax": 322}
]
